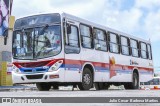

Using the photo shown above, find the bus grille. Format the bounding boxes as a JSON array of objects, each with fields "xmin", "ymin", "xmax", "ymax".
[
  {"xmin": 23, "ymin": 69, "xmax": 46, "ymax": 73},
  {"xmin": 23, "ymin": 70, "xmax": 32, "ymax": 73},
  {"xmin": 25, "ymin": 74, "xmax": 43, "ymax": 79}
]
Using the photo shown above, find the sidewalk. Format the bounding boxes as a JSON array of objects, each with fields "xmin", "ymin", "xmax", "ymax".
[{"xmin": 0, "ymin": 84, "xmax": 37, "ymax": 91}]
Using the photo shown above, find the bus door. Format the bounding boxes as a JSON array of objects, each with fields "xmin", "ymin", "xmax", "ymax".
[{"xmin": 64, "ymin": 19, "xmax": 81, "ymax": 82}]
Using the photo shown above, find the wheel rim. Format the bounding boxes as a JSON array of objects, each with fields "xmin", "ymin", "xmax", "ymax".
[{"xmin": 83, "ymin": 74, "xmax": 91, "ymax": 85}]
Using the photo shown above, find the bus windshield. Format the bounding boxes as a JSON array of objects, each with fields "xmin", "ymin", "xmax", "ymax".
[{"xmin": 12, "ymin": 25, "xmax": 61, "ymax": 60}]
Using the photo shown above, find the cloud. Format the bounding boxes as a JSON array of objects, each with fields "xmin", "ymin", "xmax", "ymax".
[
  {"xmin": 102, "ymin": 7, "xmax": 142, "ymax": 37},
  {"xmin": 135, "ymin": 0, "xmax": 160, "ymax": 10},
  {"xmin": 144, "ymin": 9, "xmax": 160, "ymax": 41},
  {"xmin": 12, "ymin": 0, "xmax": 160, "ymax": 42},
  {"xmin": 101, "ymin": 0, "xmax": 160, "ymax": 42}
]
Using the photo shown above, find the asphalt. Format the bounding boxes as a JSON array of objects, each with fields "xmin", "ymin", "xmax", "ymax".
[
  {"xmin": 0, "ymin": 84, "xmax": 37, "ymax": 91},
  {"xmin": 0, "ymin": 84, "xmax": 126, "ymax": 92}
]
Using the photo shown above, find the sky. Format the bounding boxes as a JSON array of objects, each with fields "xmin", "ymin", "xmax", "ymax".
[{"xmin": 12, "ymin": 0, "xmax": 160, "ymax": 70}]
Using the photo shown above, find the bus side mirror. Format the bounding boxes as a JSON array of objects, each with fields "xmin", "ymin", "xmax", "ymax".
[
  {"xmin": 67, "ymin": 24, "xmax": 71, "ymax": 34},
  {"xmin": 4, "ymin": 29, "xmax": 9, "ymax": 45}
]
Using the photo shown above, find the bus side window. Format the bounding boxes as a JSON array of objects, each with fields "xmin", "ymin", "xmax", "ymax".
[
  {"xmin": 130, "ymin": 39, "xmax": 139, "ymax": 57},
  {"xmin": 80, "ymin": 24, "xmax": 93, "ymax": 49},
  {"xmin": 120, "ymin": 36, "xmax": 130, "ymax": 55},
  {"xmin": 65, "ymin": 24, "xmax": 80, "ymax": 54},
  {"xmin": 93, "ymin": 28, "xmax": 107, "ymax": 51},
  {"xmin": 140, "ymin": 42, "xmax": 147, "ymax": 59},
  {"xmin": 147, "ymin": 44, "xmax": 152, "ymax": 60},
  {"xmin": 108, "ymin": 32, "xmax": 120, "ymax": 54}
]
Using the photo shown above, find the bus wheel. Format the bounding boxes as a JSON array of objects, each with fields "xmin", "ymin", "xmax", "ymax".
[
  {"xmin": 36, "ymin": 83, "xmax": 51, "ymax": 91},
  {"xmin": 131, "ymin": 72, "xmax": 139, "ymax": 89},
  {"xmin": 78, "ymin": 68, "xmax": 93, "ymax": 90}
]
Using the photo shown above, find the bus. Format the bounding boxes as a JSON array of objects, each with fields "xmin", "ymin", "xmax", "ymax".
[
  {"xmin": 12, "ymin": 12, "xmax": 154, "ymax": 91},
  {"xmin": 140, "ymin": 77, "xmax": 160, "ymax": 90}
]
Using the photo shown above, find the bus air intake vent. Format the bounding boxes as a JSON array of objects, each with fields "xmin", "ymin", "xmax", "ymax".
[
  {"xmin": 26, "ymin": 74, "xmax": 43, "ymax": 79},
  {"xmin": 23, "ymin": 70, "xmax": 32, "ymax": 73}
]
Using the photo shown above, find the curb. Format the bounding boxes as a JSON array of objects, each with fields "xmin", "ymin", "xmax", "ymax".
[{"xmin": 0, "ymin": 88, "xmax": 37, "ymax": 92}]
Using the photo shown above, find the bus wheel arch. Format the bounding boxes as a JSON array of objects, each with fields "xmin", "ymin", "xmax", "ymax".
[
  {"xmin": 78, "ymin": 64, "xmax": 94, "ymax": 90},
  {"xmin": 81, "ymin": 63, "xmax": 95, "ymax": 81}
]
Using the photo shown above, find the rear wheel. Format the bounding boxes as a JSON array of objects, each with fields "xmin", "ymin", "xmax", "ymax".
[
  {"xmin": 78, "ymin": 68, "xmax": 93, "ymax": 90},
  {"xmin": 36, "ymin": 83, "xmax": 51, "ymax": 91},
  {"xmin": 131, "ymin": 72, "xmax": 139, "ymax": 89},
  {"xmin": 124, "ymin": 72, "xmax": 139, "ymax": 89}
]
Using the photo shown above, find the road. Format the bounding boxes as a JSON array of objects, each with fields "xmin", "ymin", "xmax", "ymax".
[{"xmin": 0, "ymin": 89, "xmax": 160, "ymax": 106}]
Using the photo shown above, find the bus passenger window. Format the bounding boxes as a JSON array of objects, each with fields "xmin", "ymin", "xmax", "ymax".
[
  {"xmin": 147, "ymin": 44, "xmax": 152, "ymax": 60},
  {"xmin": 140, "ymin": 42, "xmax": 147, "ymax": 59},
  {"xmin": 80, "ymin": 24, "xmax": 93, "ymax": 49},
  {"xmin": 65, "ymin": 25, "xmax": 80, "ymax": 54},
  {"xmin": 109, "ymin": 33, "xmax": 119, "ymax": 53},
  {"xmin": 94, "ymin": 28, "xmax": 107, "ymax": 51},
  {"xmin": 130, "ymin": 39, "xmax": 139, "ymax": 57},
  {"xmin": 120, "ymin": 36, "xmax": 130, "ymax": 55},
  {"xmin": 68, "ymin": 26, "xmax": 79, "ymax": 47}
]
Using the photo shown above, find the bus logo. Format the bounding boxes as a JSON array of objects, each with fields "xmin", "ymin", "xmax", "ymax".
[{"xmin": 32, "ymin": 69, "xmax": 36, "ymax": 73}]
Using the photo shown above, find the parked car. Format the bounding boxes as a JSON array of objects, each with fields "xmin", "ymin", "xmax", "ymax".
[{"xmin": 140, "ymin": 77, "xmax": 160, "ymax": 90}]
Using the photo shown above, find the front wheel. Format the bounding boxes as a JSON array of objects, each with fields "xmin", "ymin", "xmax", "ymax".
[
  {"xmin": 78, "ymin": 68, "xmax": 93, "ymax": 90},
  {"xmin": 36, "ymin": 83, "xmax": 51, "ymax": 91}
]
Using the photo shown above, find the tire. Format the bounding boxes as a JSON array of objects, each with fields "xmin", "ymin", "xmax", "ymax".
[
  {"xmin": 36, "ymin": 83, "xmax": 51, "ymax": 91},
  {"xmin": 131, "ymin": 73, "xmax": 139, "ymax": 89},
  {"xmin": 78, "ymin": 68, "xmax": 93, "ymax": 90},
  {"xmin": 124, "ymin": 73, "xmax": 139, "ymax": 89}
]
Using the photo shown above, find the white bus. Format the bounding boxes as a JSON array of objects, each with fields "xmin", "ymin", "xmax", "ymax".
[{"xmin": 12, "ymin": 13, "xmax": 154, "ymax": 91}]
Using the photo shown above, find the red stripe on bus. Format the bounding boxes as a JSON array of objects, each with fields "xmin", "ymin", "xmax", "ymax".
[
  {"xmin": 64, "ymin": 59, "xmax": 153, "ymax": 72},
  {"xmin": 13, "ymin": 58, "xmax": 153, "ymax": 72}
]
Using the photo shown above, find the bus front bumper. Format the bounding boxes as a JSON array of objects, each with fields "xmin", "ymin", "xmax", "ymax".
[{"xmin": 12, "ymin": 68, "xmax": 64, "ymax": 84}]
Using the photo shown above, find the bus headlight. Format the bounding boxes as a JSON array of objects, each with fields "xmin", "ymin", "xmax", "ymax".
[
  {"xmin": 48, "ymin": 60, "xmax": 63, "ymax": 72},
  {"xmin": 12, "ymin": 65, "xmax": 21, "ymax": 74}
]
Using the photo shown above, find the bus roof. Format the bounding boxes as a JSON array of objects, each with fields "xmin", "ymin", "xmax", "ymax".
[
  {"xmin": 16, "ymin": 12, "xmax": 151, "ymax": 44},
  {"xmin": 62, "ymin": 12, "xmax": 151, "ymax": 44}
]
